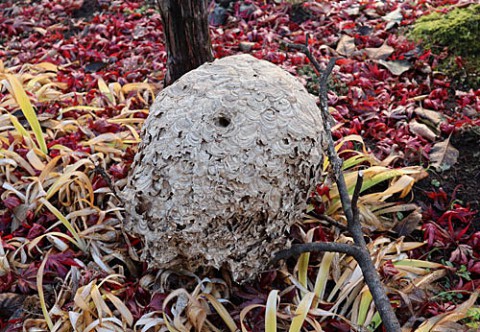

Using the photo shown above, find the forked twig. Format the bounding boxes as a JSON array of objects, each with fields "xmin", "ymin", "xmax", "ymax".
[{"xmin": 272, "ymin": 38, "xmax": 402, "ymax": 331}]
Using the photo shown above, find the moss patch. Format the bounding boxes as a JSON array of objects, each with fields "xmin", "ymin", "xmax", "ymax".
[
  {"xmin": 409, "ymin": 4, "xmax": 479, "ymax": 89},
  {"xmin": 410, "ymin": 4, "xmax": 480, "ymax": 56}
]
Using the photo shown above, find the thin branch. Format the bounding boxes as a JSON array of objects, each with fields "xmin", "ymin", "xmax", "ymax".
[
  {"xmin": 351, "ymin": 170, "xmax": 364, "ymax": 227},
  {"xmin": 271, "ymin": 242, "xmax": 360, "ymax": 266},
  {"xmin": 316, "ymin": 214, "xmax": 348, "ymax": 231},
  {"xmin": 272, "ymin": 41, "xmax": 402, "ymax": 332}
]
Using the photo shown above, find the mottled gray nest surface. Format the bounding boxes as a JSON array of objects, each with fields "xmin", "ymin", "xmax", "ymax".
[{"xmin": 122, "ymin": 54, "xmax": 326, "ymax": 282}]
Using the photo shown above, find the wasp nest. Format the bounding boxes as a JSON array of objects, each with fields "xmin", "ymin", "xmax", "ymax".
[{"xmin": 122, "ymin": 54, "xmax": 326, "ymax": 282}]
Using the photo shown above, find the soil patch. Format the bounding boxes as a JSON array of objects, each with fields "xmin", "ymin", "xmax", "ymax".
[
  {"xmin": 415, "ymin": 129, "xmax": 480, "ymax": 224},
  {"xmin": 72, "ymin": 0, "xmax": 101, "ymax": 19}
]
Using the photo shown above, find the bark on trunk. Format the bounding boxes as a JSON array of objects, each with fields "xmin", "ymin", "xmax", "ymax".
[{"xmin": 157, "ymin": 0, "xmax": 214, "ymax": 86}]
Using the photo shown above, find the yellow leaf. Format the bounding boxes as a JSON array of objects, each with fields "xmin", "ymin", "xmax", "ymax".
[
  {"xmin": 202, "ymin": 293, "xmax": 237, "ymax": 332},
  {"xmin": 5, "ymin": 74, "xmax": 48, "ymax": 154},
  {"xmin": 104, "ymin": 292, "xmax": 134, "ymax": 326},
  {"xmin": 37, "ymin": 251, "xmax": 54, "ymax": 330},
  {"xmin": 265, "ymin": 290, "xmax": 279, "ymax": 332},
  {"xmin": 98, "ymin": 77, "xmax": 114, "ymax": 104},
  {"xmin": 289, "ymin": 292, "xmax": 315, "ymax": 332}
]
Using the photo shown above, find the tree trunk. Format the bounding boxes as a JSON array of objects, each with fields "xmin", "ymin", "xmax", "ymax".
[{"xmin": 157, "ymin": 0, "xmax": 214, "ymax": 86}]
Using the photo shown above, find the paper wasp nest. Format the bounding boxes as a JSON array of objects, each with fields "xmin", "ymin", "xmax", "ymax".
[{"xmin": 122, "ymin": 54, "xmax": 326, "ymax": 282}]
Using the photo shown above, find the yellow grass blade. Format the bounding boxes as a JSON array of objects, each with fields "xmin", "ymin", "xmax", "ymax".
[
  {"xmin": 8, "ymin": 114, "xmax": 30, "ymax": 138},
  {"xmin": 394, "ymin": 259, "xmax": 445, "ymax": 269},
  {"xmin": 289, "ymin": 292, "xmax": 315, "ymax": 332},
  {"xmin": 40, "ymin": 198, "xmax": 87, "ymax": 252},
  {"xmin": 104, "ymin": 292, "xmax": 134, "ymax": 326},
  {"xmin": 98, "ymin": 77, "xmax": 114, "ymax": 104},
  {"xmin": 38, "ymin": 250, "xmax": 54, "ymax": 330},
  {"xmin": 28, "ymin": 232, "xmax": 81, "ymax": 252},
  {"xmin": 357, "ymin": 289, "xmax": 373, "ymax": 326},
  {"xmin": 313, "ymin": 252, "xmax": 335, "ymax": 304},
  {"xmin": 202, "ymin": 293, "xmax": 237, "ymax": 332},
  {"xmin": 297, "ymin": 253, "xmax": 309, "ymax": 295},
  {"xmin": 265, "ymin": 290, "xmax": 279, "ymax": 332},
  {"xmin": 5, "ymin": 74, "xmax": 48, "ymax": 154}
]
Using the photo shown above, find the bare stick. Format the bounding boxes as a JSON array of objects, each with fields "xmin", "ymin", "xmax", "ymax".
[
  {"xmin": 273, "ymin": 42, "xmax": 402, "ymax": 332},
  {"xmin": 316, "ymin": 214, "xmax": 348, "ymax": 231},
  {"xmin": 271, "ymin": 242, "xmax": 360, "ymax": 266},
  {"xmin": 351, "ymin": 170, "xmax": 364, "ymax": 222}
]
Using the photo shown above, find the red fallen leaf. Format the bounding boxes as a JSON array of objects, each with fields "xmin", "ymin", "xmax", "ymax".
[
  {"xmin": 109, "ymin": 164, "xmax": 128, "ymax": 179},
  {"xmin": 17, "ymin": 263, "xmax": 40, "ymax": 293},
  {"xmin": 89, "ymin": 119, "xmax": 121, "ymax": 134},
  {"xmin": 26, "ymin": 223, "xmax": 47, "ymax": 241},
  {"xmin": 0, "ymin": 213, "xmax": 12, "ymax": 233},
  {"xmin": 323, "ymin": 318, "xmax": 351, "ymax": 332},
  {"xmin": 0, "ymin": 272, "xmax": 16, "ymax": 293},
  {"xmin": 423, "ymin": 222, "xmax": 446, "ymax": 248},
  {"xmin": 92, "ymin": 174, "xmax": 109, "ymax": 190},
  {"xmin": 2, "ymin": 196, "xmax": 21, "ymax": 210},
  {"xmin": 469, "ymin": 262, "xmax": 480, "ymax": 276},
  {"xmin": 45, "ymin": 251, "xmax": 80, "ymax": 279},
  {"xmin": 426, "ymin": 302, "xmax": 456, "ymax": 317},
  {"xmin": 335, "ymin": 58, "xmax": 354, "ymax": 66},
  {"xmin": 469, "ymin": 232, "xmax": 480, "ymax": 251},
  {"xmin": 438, "ymin": 207, "xmax": 476, "ymax": 226},
  {"xmin": 426, "ymin": 189, "xmax": 449, "ymax": 211},
  {"xmin": 147, "ymin": 293, "xmax": 167, "ymax": 312},
  {"xmin": 289, "ymin": 52, "xmax": 306, "ymax": 65},
  {"xmin": 454, "ymin": 278, "xmax": 480, "ymax": 292},
  {"xmin": 449, "ymin": 244, "xmax": 472, "ymax": 265},
  {"xmin": 381, "ymin": 260, "xmax": 400, "ymax": 277},
  {"xmin": 264, "ymin": 51, "xmax": 286, "ymax": 64}
]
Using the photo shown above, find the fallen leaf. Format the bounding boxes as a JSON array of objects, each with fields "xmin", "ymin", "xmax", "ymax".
[
  {"xmin": 382, "ymin": 7, "xmax": 403, "ymax": 30},
  {"xmin": 377, "ymin": 59, "xmax": 411, "ymax": 76},
  {"xmin": 429, "ymin": 136, "xmax": 459, "ymax": 172},
  {"xmin": 239, "ymin": 41, "xmax": 256, "ymax": 52},
  {"xmin": 393, "ymin": 208, "xmax": 422, "ymax": 236},
  {"xmin": 365, "ymin": 43, "xmax": 394, "ymax": 60},
  {"xmin": 345, "ymin": 6, "xmax": 360, "ymax": 16},
  {"xmin": 414, "ymin": 107, "xmax": 444, "ymax": 127},
  {"xmin": 336, "ymin": 35, "xmax": 356, "ymax": 57},
  {"xmin": 409, "ymin": 119, "xmax": 437, "ymax": 141}
]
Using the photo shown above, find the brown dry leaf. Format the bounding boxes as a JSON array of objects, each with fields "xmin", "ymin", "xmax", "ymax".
[
  {"xmin": 409, "ymin": 119, "xmax": 437, "ymax": 141},
  {"xmin": 429, "ymin": 136, "xmax": 459, "ymax": 172},
  {"xmin": 414, "ymin": 107, "xmax": 444, "ymax": 127},
  {"xmin": 382, "ymin": 7, "xmax": 403, "ymax": 30},
  {"xmin": 392, "ymin": 208, "xmax": 422, "ymax": 236},
  {"xmin": 365, "ymin": 43, "xmax": 394, "ymax": 60},
  {"xmin": 377, "ymin": 59, "xmax": 411, "ymax": 76},
  {"xmin": 336, "ymin": 35, "xmax": 356, "ymax": 57}
]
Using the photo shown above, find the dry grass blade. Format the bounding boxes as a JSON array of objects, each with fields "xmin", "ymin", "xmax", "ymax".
[
  {"xmin": 240, "ymin": 304, "xmax": 264, "ymax": 332},
  {"xmin": 38, "ymin": 250, "xmax": 54, "ymax": 330},
  {"xmin": 265, "ymin": 290, "xmax": 279, "ymax": 332},
  {"xmin": 320, "ymin": 137, "xmax": 427, "ymax": 231},
  {"xmin": 286, "ymin": 233, "xmax": 448, "ymax": 329},
  {"xmin": 135, "ymin": 312, "xmax": 166, "ymax": 332}
]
